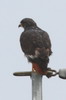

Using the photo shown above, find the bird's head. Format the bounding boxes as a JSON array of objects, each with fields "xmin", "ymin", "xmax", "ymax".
[{"xmin": 18, "ymin": 18, "xmax": 37, "ymax": 29}]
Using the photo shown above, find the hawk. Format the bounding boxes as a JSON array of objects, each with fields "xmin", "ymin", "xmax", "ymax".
[{"xmin": 18, "ymin": 18, "xmax": 52, "ymax": 75}]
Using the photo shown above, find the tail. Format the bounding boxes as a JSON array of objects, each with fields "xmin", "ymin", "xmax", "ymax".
[
  {"xmin": 28, "ymin": 56, "xmax": 49, "ymax": 73},
  {"xmin": 28, "ymin": 47, "xmax": 51, "ymax": 72},
  {"xmin": 36, "ymin": 47, "xmax": 50, "ymax": 71}
]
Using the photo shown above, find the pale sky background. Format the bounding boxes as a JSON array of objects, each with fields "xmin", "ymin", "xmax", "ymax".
[{"xmin": 0, "ymin": 0, "xmax": 66, "ymax": 100}]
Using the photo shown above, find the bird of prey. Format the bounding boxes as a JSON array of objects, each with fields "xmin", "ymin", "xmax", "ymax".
[{"xmin": 18, "ymin": 18, "xmax": 52, "ymax": 75}]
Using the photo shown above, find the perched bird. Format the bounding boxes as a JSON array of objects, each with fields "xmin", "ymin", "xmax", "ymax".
[{"xmin": 18, "ymin": 18, "xmax": 52, "ymax": 75}]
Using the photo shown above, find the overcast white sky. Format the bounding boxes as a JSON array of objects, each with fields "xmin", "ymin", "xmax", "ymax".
[{"xmin": 0, "ymin": 0, "xmax": 66, "ymax": 100}]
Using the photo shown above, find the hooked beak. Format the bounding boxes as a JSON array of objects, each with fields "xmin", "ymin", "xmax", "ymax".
[{"xmin": 18, "ymin": 23, "xmax": 22, "ymax": 27}]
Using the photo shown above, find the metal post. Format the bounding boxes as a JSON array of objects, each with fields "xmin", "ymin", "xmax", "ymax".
[
  {"xmin": 13, "ymin": 68, "xmax": 61, "ymax": 100},
  {"xmin": 13, "ymin": 71, "xmax": 43, "ymax": 100},
  {"xmin": 32, "ymin": 72, "xmax": 42, "ymax": 100}
]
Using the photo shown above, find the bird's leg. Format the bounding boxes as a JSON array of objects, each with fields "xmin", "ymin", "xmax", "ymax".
[
  {"xmin": 32, "ymin": 63, "xmax": 49, "ymax": 75},
  {"xmin": 32, "ymin": 63, "xmax": 53, "ymax": 78}
]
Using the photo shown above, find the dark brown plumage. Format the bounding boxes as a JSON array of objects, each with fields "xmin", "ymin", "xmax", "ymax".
[{"xmin": 19, "ymin": 18, "xmax": 52, "ymax": 73}]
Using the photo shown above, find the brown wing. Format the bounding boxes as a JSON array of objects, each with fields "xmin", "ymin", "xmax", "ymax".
[{"xmin": 20, "ymin": 28, "xmax": 52, "ymax": 56}]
